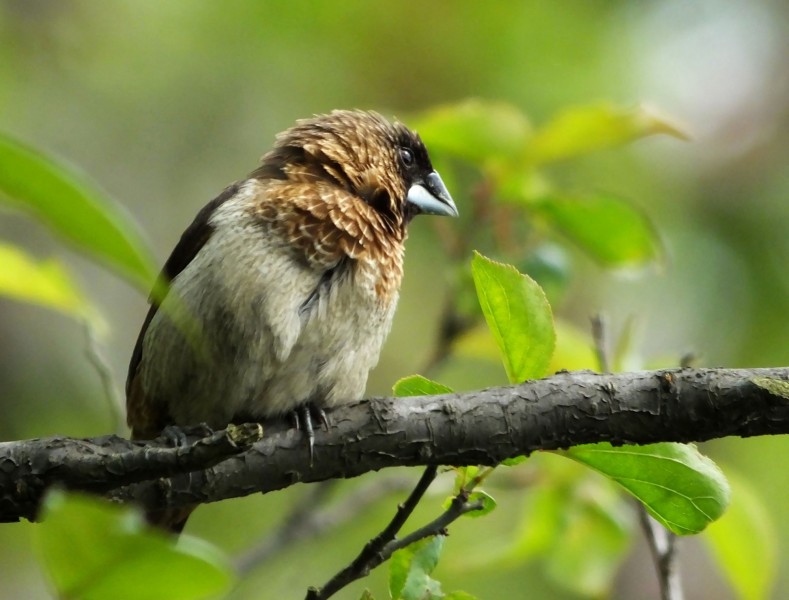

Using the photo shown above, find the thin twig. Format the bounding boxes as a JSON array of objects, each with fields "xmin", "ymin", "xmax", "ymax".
[
  {"xmin": 379, "ymin": 492, "xmax": 484, "ymax": 557},
  {"xmin": 637, "ymin": 505, "xmax": 683, "ymax": 600},
  {"xmin": 306, "ymin": 465, "xmax": 439, "ymax": 600},
  {"xmin": 590, "ymin": 313, "xmax": 610, "ymax": 373},
  {"xmin": 306, "ymin": 489, "xmax": 483, "ymax": 600},
  {"xmin": 593, "ymin": 315, "xmax": 682, "ymax": 598}
]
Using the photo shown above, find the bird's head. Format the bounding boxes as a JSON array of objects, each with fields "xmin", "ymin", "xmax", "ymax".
[{"xmin": 254, "ymin": 110, "xmax": 458, "ymax": 232}]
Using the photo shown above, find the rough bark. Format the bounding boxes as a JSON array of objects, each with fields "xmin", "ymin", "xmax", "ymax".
[{"xmin": 2, "ymin": 367, "xmax": 788, "ymax": 523}]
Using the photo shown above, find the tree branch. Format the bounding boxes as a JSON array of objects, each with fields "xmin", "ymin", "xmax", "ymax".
[
  {"xmin": 306, "ymin": 466, "xmax": 439, "ymax": 600},
  {"xmin": 0, "ymin": 423, "xmax": 263, "ymax": 521},
  {"xmin": 639, "ymin": 504, "xmax": 683, "ymax": 600},
  {"xmin": 2, "ymin": 367, "xmax": 788, "ymax": 522}
]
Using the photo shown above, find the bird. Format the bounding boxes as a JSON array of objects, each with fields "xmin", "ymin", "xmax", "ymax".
[{"xmin": 125, "ymin": 109, "xmax": 458, "ymax": 532}]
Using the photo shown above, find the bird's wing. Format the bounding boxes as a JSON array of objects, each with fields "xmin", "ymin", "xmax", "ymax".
[{"xmin": 125, "ymin": 182, "xmax": 240, "ymax": 434}]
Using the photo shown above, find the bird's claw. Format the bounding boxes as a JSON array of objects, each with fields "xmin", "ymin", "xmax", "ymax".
[
  {"xmin": 290, "ymin": 403, "xmax": 330, "ymax": 464},
  {"xmin": 160, "ymin": 425, "xmax": 189, "ymax": 447},
  {"xmin": 159, "ymin": 423, "xmax": 214, "ymax": 447}
]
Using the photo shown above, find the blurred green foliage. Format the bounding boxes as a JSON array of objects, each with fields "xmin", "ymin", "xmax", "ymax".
[
  {"xmin": 35, "ymin": 491, "xmax": 233, "ymax": 600},
  {"xmin": 0, "ymin": 99, "xmax": 740, "ymax": 599},
  {"xmin": 2, "ymin": 1, "xmax": 789, "ymax": 599},
  {"xmin": 0, "ymin": 132, "xmax": 158, "ymax": 291}
]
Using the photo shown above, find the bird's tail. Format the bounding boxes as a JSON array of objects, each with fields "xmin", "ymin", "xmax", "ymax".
[{"xmin": 145, "ymin": 505, "xmax": 196, "ymax": 535}]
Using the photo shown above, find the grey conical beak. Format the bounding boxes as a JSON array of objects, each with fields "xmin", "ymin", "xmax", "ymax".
[{"xmin": 406, "ymin": 171, "xmax": 458, "ymax": 217}]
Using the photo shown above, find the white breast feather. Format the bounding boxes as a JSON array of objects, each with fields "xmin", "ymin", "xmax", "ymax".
[{"xmin": 140, "ymin": 180, "xmax": 399, "ymax": 427}]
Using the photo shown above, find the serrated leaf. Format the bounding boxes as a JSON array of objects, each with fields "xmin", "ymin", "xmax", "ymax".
[
  {"xmin": 471, "ymin": 252, "xmax": 555, "ymax": 383},
  {"xmin": 412, "ymin": 99, "xmax": 532, "ymax": 163},
  {"xmin": 703, "ymin": 468, "xmax": 777, "ymax": 600},
  {"xmin": 529, "ymin": 103, "xmax": 687, "ymax": 164},
  {"xmin": 35, "ymin": 490, "xmax": 232, "ymax": 600},
  {"xmin": 0, "ymin": 243, "xmax": 104, "ymax": 330},
  {"xmin": 534, "ymin": 193, "xmax": 662, "ymax": 267},
  {"xmin": 0, "ymin": 132, "xmax": 158, "ymax": 291},
  {"xmin": 390, "ymin": 536, "xmax": 445, "ymax": 600},
  {"xmin": 563, "ymin": 442, "xmax": 730, "ymax": 535},
  {"xmin": 393, "ymin": 375, "xmax": 454, "ymax": 397}
]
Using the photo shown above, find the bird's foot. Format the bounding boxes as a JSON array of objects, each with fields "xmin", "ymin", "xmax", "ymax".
[
  {"xmin": 290, "ymin": 403, "xmax": 330, "ymax": 464},
  {"xmin": 159, "ymin": 423, "xmax": 214, "ymax": 447}
]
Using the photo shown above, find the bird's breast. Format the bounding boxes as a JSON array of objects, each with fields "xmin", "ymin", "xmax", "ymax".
[{"xmin": 140, "ymin": 190, "xmax": 405, "ymax": 426}]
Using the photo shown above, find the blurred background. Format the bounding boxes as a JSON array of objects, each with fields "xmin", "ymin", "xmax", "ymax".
[{"xmin": 1, "ymin": 1, "xmax": 788, "ymax": 598}]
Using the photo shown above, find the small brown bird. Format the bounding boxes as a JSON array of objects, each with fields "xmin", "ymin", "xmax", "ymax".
[{"xmin": 126, "ymin": 110, "xmax": 457, "ymax": 531}]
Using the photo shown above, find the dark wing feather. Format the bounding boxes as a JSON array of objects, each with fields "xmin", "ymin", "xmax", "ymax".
[{"xmin": 125, "ymin": 182, "xmax": 241, "ymax": 401}]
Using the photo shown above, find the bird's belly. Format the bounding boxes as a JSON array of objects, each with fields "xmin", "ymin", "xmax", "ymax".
[
  {"xmin": 234, "ymin": 287, "xmax": 397, "ymax": 419},
  {"xmin": 159, "ymin": 283, "xmax": 396, "ymax": 427},
  {"xmin": 142, "ymin": 235, "xmax": 399, "ymax": 429}
]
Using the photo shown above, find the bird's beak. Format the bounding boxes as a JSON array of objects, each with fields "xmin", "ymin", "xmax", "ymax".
[{"xmin": 406, "ymin": 171, "xmax": 458, "ymax": 217}]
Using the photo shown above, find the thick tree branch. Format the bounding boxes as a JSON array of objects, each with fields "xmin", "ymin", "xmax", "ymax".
[
  {"xmin": 2, "ymin": 367, "xmax": 789, "ymax": 523},
  {"xmin": 0, "ymin": 423, "xmax": 263, "ymax": 521}
]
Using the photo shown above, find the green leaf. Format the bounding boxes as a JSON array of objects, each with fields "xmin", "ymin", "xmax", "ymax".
[
  {"xmin": 563, "ymin": 442, "xmax": 730, "ymax": 535},
  {"xmin": 703, "ymin": 468, "xmax": 777, "ymax": 600},
  {"xmin": 0, "ymin": 132, "xmax": 158, "ymax": 291},
  {"xmin": 412, "ymin": 99, "xmax": 532, "ymax": 163},
  {"xmin": 529, "ymin": 103, "xmax": 687, "ymax": 164},
  {"xmin": 443, "ymin": 592, "xmax": 479, "ymax": 600},
  {"xmin": 544, "ymin": 486, "xmax": 631, "ymax": 597},
  {"xmin": 393, "ymin": 375, "xmax": 454, "ymax": 397},
  {"xmin": 447, "ymin": 466, "xmax": 480, "ymax": 498},
  {"xmin": 441, "ymin": 487, "xmax": 497, "ymax": 519},
  {"xmin": 471, "ymin": 252, "xmax": 556, "ymax": 383},
  {"xmin": 389, "ymin": 536, "xmax": 445, "ymax": 600},
  {"xmin": 0, "ymin": 243, "xmax": 104, "ymax": 330},
  {"xmin": 465, "ymin": 490, "xmax": 497, "ymax": 518},
  {"xmin": 494, "ymin": 167, "xmax": 550, "ymax": 206},
  {"xmin": 501, "ymin": 455, "xmax": 528, "ymax": 467},
  {"xmin": 496, "ymin": 461, "xmax": 631, "ymax": 597},
  {"xmin": 358, "ymin": 590, "xmax": 376, "ymax": 600},
  {"xmin": 534, "ymin": 193, "xmax": 662, "ymax": 267},
  {"xmin": 35, "ymin": 490, "xmax": 233, "ymax": 600}
]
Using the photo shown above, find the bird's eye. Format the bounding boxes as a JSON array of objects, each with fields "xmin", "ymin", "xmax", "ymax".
[{"xmin": 399, "ymin": 148, "xmax": 414, "ymax": 167}]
